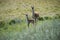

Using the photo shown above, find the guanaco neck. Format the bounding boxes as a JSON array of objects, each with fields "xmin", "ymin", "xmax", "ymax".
[
  {"xmin": 26, "ymin": 15, "xmax": 29, "ymax": 22},
  {"xmin": 32, "ymin": 6, "xmax": 35, "ymax": 17}
]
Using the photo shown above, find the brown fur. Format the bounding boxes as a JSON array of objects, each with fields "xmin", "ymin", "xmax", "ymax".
[
  {"xmin": 25, "ymin": 14, "xmax": 35, "ymax": 27},
  {"xmin": 31, "ymin": 6, "xmax": 39, "ymax": 22}
]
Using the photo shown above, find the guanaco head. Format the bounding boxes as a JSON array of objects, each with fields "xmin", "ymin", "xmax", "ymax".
[
  {"xmin": 25, "ymin": 14, "xmax": 28, "ymax": 16},
  {"xmin": 31, "ymin": 6, "xmax": 34, "ymax": 9}
]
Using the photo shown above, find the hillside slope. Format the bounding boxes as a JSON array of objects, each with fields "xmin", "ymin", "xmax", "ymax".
[{"xmin": 0, "ymin": 0, "xmax": 60, "ymax": 20}]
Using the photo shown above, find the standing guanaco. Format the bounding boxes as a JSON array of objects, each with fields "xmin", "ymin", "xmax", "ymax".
[
  {"xmin": 31, "ymin": 6, "xmax": 39, "ymax": 22},
  {"xmin": 25, "ymin": 14, "xmax": 35, "ymax": 27}
]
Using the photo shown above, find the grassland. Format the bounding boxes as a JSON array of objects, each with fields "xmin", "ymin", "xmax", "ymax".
[
  {"xmin": 0, "ymin": 19, "xmax": 60, "ymax": 40},
  {"xmin": 0, "ymin": 0, "xmax": 60, "ymax": 20},
  {"xmin": 0, "ymin": 0, "xmax": 60, "ymax": 40}
]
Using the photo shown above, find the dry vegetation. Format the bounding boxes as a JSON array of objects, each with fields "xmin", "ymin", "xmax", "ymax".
[{"xmin": 0, "ymin": 0, "xmax": 60, "ymax": 20}]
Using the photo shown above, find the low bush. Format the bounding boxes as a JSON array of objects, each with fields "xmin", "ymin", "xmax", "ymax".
[
  {"xmin": 54, "ymin": 14, "xmax": 60, "ymax": 19},
  {"xmin": 44, "ymin": 16, "xmax": 52, "ymax": 20},
  {"xmin": 9, "ymin": 19, "xmax": 16, "ymax": 25},
  {"xmin": 0, "ymin": 21, "xmax": 5, "ymax": 28},
  {"xmin": 9, "ymin": 18, "xmax": 22, "ymax": 25},
  {"xmin": 44, "ymin": 16, "xmax": 49, "ymax": 20},
  {"xmin": 38, "ymin": 17, "xmax": 44, "ymax": 21}
]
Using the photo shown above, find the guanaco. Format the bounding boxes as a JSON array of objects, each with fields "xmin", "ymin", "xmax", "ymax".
[
  {"xmin": 25, "ymin": 14, "xmax": 35, "ymax": 27},
  {"xmin": 31, "ymin": 6, "xmax": 39, "ymax": 22}
]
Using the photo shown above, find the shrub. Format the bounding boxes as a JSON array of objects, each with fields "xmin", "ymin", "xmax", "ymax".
[
  {"xmin": 0, "ymin": 21, "xmax": 8, "ymax": 31},
  {"xmin": 54, "ymin": 16, "xmax": 58, "ymax": 19},
  {"xmin": 0, "ymin": 1, "xmax": 2, "ymax": 4},
  {"xmin": 57, "ymin": 14, "xmax": 60, "ymax": 18},
  {"xmin": 9, "ymin": 18, "xmax": 22, "ymax": 25},
  {"xmin": 9, "ymin": 19, "xmax": 16, "ymax": 25},
  {"xmin": 38, "ymin": 17, "xmax": 44, "ymax": 21},
  {"xmin": 0, "ymin": 21, "xmax": 5, "ymax": 28},
  {"xmin": 44, "ymin": 16, "xmax": 49, "ymax": 20},
  {"xmin": 58, "ymin": 16, "xmax": 60, "ymax": 18},
  {"xmin": 44, "ymin": 16, "xmax": 52, "ymax": 20},
  {"xmin": 54, "ymin": 14, "xmax": 60, "ymax": 19},
  {"xmin": 57, "ymin": 32, "xmax": 60, "ymax": 40}
]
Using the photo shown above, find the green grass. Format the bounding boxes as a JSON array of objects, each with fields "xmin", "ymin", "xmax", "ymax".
[{"xmin": 0, "ymin": 19, "xmax": 60, "ymax": 40}]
